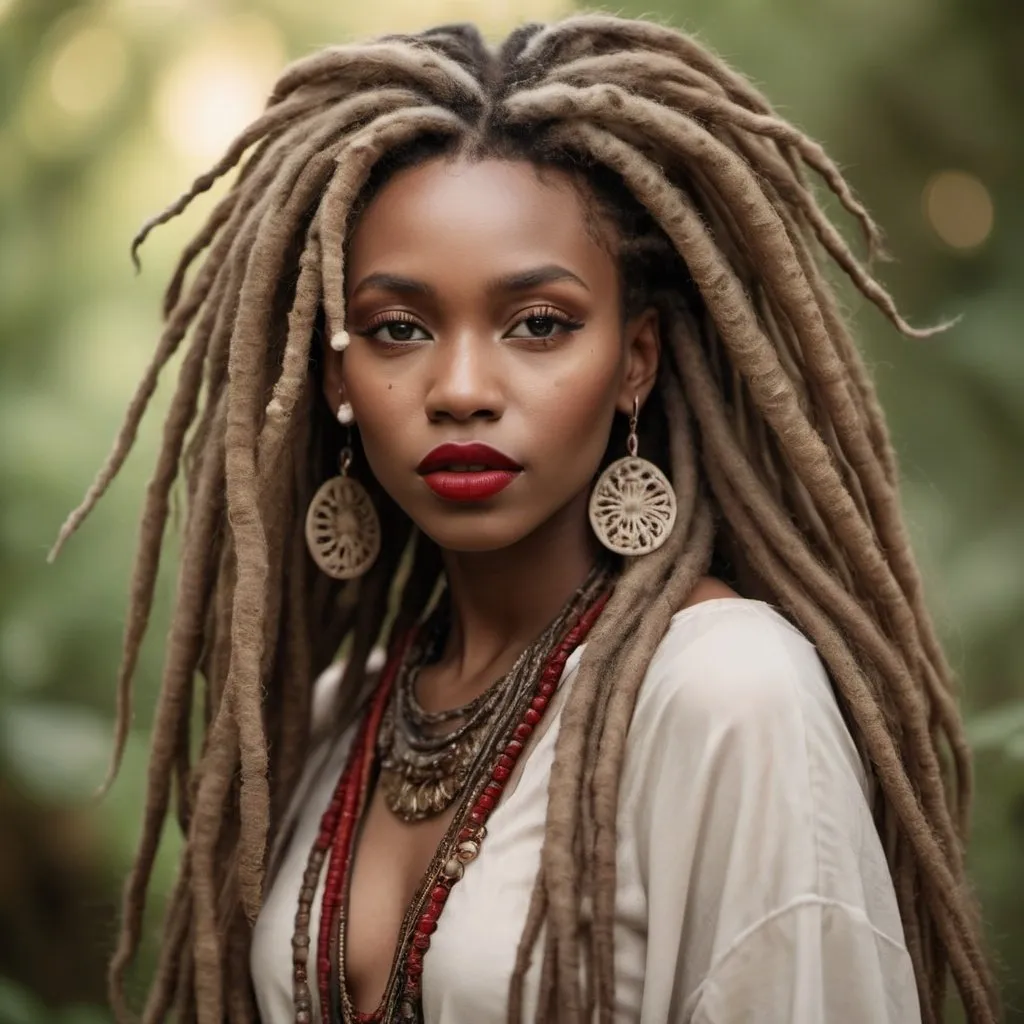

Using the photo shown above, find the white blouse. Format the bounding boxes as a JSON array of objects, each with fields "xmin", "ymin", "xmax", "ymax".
[{"xmin": 251, "ymin": 598, "xmax": 921, "ymax": 1022}]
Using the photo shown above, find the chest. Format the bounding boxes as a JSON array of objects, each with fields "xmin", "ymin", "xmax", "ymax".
[
  {"xmin": 251, "ymin": 654, "xmax": 651, "ymax": 1023},
  {"xmin": 343, "ymin": 787, "xmax": 459, "ymax": 1012}
]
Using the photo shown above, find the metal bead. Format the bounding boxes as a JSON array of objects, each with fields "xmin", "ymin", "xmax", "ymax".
[
  {"xmin": 442, "ymin": 857, "xmax": 464, "ymax": 881},
  {"xmin": 456, "ymin": 840, "xmax": 480, "ymax": 864}
]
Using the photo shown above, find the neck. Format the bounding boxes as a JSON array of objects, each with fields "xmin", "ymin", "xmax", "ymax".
[{"xmin": 434, "ymin": 491, "xmax": 609, "ymax": 683}]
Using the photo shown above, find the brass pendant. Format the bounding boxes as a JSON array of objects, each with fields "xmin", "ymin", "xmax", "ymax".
[{"xmin": 377, "ymin": 702, "xmax": 492, "ymax": 822}]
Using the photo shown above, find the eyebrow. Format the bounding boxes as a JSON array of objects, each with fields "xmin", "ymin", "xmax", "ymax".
[{"xmin": 350, "ymin": 263, "xmax": 591, "ymax": 299}]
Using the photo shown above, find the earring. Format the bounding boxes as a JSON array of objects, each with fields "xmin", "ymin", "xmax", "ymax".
[
  {"xmin": 589, "ymin": 395, "xmax": 677, "ymax": 556},
  {"xmin": 305, "ymin": 440, "xmax": 381, "ymax": 579},
  {"xmin": 336, "ymin": 400, "xmax": 354, "ymax": 425}
]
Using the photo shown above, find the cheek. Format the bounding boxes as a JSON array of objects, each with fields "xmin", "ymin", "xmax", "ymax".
[
  {"xmin": 527, "ymin": 344, "xmax": 621, "ymax": 471},
  {"xmin": 340, "ymin": 357, "xmax": 416, "ymax": 472}
]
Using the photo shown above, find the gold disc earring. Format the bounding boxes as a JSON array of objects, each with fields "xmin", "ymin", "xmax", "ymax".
[
  {"xmin": 589, "ymin": 395, "xmax": 677, "ymax": 556},
  {"xmin": 305, "ymin": 427, "xmax": 381, "ymax": 579}
]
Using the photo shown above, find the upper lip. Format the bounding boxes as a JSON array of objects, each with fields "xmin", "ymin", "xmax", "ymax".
[{"xmin": 417, "ymin": 442, "xmax": 522, "ymax": 474}]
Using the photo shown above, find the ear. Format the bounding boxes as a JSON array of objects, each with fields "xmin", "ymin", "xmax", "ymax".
[
  {"xmin": 321, "ymin": 332, "xmax": 348, "ymax": 416},
  {"xmin": 617, "ymin": 307, "xmax": 660, "ymax": 413}
]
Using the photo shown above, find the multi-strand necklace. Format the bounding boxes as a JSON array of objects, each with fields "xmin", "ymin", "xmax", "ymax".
[{"xmin": 290, "ymin": 564, "xmax": 614, "ymax": 1023}]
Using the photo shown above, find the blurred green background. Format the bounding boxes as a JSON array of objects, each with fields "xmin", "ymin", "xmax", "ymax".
[{"xmin": 0, "ymin": 0, "xmax": 1021, "ymax": 1020}]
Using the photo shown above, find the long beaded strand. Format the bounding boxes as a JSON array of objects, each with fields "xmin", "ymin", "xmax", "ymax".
[
  {"xmin": 397, "ymin": 588, "xmax": 610, "ymax": 1012},
  {"xmin": 292, "ymin": 579, "xmax": 611, "ymax": 1023},
  {"xmin": 290, "ymin": 632, "xmax": 412, "ymax": 1024}
]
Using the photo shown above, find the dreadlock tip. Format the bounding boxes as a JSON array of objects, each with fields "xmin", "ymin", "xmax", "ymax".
[
  {"xmin": 90, "ymin": 772, "xmax": 119, "ymax": 805},
  {"xmin": 330, "ymin": 330, "xmax": 351, "ymax": 352},
  {"xmin": 904, "ymin": 314, "xmax": 961, "ymax": 341},
  {"xmin": 45, "ymin": 534, "xmax": 68, "ymax": 564}
]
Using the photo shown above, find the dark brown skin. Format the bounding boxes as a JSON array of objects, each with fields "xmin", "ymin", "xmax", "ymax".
[{"xmin": 321, "ymin": 156, "xmax": 733, "ymax": 1011}]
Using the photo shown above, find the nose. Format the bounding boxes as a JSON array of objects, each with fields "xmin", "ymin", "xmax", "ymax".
[{"xmin": 424, "ymin": 331, "xmax": 504, "ymax": 424}]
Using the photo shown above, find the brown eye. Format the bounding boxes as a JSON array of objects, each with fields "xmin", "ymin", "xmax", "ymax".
[
  {"xmin": 366, "ymin": 318, "xmax": 430, "ymax": 344},
  {"xmin": 385, "ymin": 322, "xmax": 417, "ymax": 341},
  {"xmin": 525, "ymin": 315, "xmax": 557, "ymax": 337},
  {"xmin": 507, "ymin": 310, "xmax": 584, "ymax": 341}
]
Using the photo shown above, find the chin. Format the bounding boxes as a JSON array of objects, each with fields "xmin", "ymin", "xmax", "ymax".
[{"xmin": 414, "ymin": 513, "xmax": 540, "ymax": 555}]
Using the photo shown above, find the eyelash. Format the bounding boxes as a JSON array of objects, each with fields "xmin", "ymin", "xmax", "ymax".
[{"xmin": 359, "ymin": 306, "xmax": 585, "ymax": 348}]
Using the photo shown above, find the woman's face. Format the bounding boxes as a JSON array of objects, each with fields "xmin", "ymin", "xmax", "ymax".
[{"xmin": 325, "ymin": 156, "xmax": 659, "ymax": 554}]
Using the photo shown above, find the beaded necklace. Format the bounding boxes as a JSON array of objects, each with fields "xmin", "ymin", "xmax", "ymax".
[{"xmin": 290, "ymin": 568, "xmax": 613, "ymax": 1023}]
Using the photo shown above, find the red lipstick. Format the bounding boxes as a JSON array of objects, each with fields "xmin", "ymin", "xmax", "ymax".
[{"xmin": 417, "ymin": 442, "xmax": 522, "ymax": 502}]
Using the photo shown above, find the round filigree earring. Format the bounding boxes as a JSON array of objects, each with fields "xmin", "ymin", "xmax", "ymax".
[
  {"xmin": 305, "ymin": 421, "xmax": 381, "ymax": 579},
  {"xmin": 589, "ymin": 395, "xmax": 677, "ymax": 556}
]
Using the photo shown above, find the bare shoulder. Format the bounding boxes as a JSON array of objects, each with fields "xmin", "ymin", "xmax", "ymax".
[{"xmin": 677, "ymin": 575, "xmax": 741, "ymax": 610}]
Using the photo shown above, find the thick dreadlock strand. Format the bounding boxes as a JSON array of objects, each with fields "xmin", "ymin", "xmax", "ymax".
[
  {"xmin": 214, "ymin": 94, "xmax": 448, "ymax": 915},
  {"xmin": 61, "ymin": 14, "xmax": 995, "ymax": 1024},
  {"xmin": 546, "ymin": 52, "xmax": 886, "ymax": 260},
  {"xmin": 705, "ymin": 460, "xmax": 997, "ymax": 1016},
  {"xmin": 573, "ymin": 123, "xmax": 970, "ymax": 876},
  {"xmin": 268, "ymin": 40, "xmax": 485, "ymax": 111},
  {"xmin": 536, "ymin": 491, "xmax": 697, "ymax": 1019},
  {"xmin": 673, "ymin": 314, "xmax": 969, "ymax": 875},
  {"xmin": 258, "ymin": 225, "xmax": 321, "ymax": 478},
  {"xmin": 88, "ymin": 283, "xmax": 220, "ymax": 799},
  {"xmin": 188, "ymin": 713, "xmax": 240, "ymax": 1024},
  {"xmin": 549, "ymin": 121, "xmax": 947, "ymax": 693},
  {"xmin": 607, "ymin": 136, "xmax": 967, "ymax": 857},
  {"xmin": 782, "ymin": 222, "xmax": 974, "ymax": 823},
  {"xmin": 139, "ymin": 866, "xmax": 192, "ymax": 1024},
  {"xmin": 576, "ymin": 368, "xmax": 701, "ymax": 901},
  {"xmin": 587, "ymin": 376, "xmax": 713, "ymax": 1021},
  {"xmin": 318, "ymin": 107, "xmax": 467, "ymax": 343},
  {"xmin": 591, "ymin": 503, "xmax": 716, "ymax": 1021},
  {"xmin": 46, "ymin": 240, "xmax": 219, "ymax": 565},
  {"xmin": 106, "ymin": 412, "xmax": 227, "ymax": 1022},
  {"xmin": 132, "ymin": 83, "xmax": 354, "ymax": 271}
]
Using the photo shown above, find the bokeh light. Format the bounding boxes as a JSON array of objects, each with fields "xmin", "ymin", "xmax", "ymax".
[
  {"xmin": 48, "ymin": 23, "xmax": 128, "ymax": 118},
  {"xmin": 923, "ymin": 169, "xmax": 995, "ymax": 251},
  {"xmin": 154, "ymin": 14, "xmax": 287, "ymax": 165},
  {"xmin": 2, "ymin": 1, "xmax": 1023, "ymax": 1019},
  {"xmin": 335, "ymin": 0, "xmax": 574, "ymax": 37},
  {"xmin": 19, "ymin": 12, "xmax": 129, "ymax": 157}
]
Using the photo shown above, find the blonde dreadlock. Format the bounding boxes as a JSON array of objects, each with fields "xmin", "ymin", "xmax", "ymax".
[{"xmin": 52, "ymin": 14, "xmax": 998, "ymax": 1024}]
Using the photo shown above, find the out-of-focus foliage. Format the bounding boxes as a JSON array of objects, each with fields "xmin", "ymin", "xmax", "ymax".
[{"xmin": 0, "ymin": 0, "xmax": 1020, "ymax": 1020}]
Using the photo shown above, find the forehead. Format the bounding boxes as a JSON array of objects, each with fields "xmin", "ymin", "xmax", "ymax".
[{"xmin": 345, "ymin": 156, "xmax": 618, "ymax": 285}]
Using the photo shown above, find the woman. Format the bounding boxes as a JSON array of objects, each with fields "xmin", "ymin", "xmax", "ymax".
[{"xmin": 52, "ymin": 13, "xmax": 999, "ymax": 1024}]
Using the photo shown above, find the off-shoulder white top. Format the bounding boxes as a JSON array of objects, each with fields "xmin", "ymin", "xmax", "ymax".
[{"xmin": 250, "ymin": 598, "xmax": 921, "ymax": 1022}]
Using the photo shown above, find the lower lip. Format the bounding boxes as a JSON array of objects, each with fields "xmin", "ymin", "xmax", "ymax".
[{"xmin": 422, "ymin": 470, "xmax": 520, "ymax": 502}]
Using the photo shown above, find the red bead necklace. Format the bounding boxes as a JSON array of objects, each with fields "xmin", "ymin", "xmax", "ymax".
[{"xmin": 294, "ymin": 587, "xmax": 611, "ymax": 1023}]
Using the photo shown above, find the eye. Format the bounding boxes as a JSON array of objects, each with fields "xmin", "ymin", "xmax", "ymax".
[
  {"xmin": 506, "ymin": 307, "xmax": 584, "ymax": 342},
  {"xmin": 362, "ymin": 315, "xmax": 431, "ymax": 345}
]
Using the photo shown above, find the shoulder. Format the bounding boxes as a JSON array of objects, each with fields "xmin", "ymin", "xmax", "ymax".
[
  {"xmin": 309, "ymin": 646, "xmax": 387, "ymax": 739},
  {"xmin": 635, "ymin": 597, "xmax": 832, "ymax": 733},
  {"xmin": 623, "ymin": 596, "xmax": 870, "ymax": 817}
]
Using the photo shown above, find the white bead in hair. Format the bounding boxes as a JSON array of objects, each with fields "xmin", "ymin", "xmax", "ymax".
[
  {"xmin": 330, "ymin": 330, "xmax": 350, "ymax": 352},
  {"xmin": 336, "ymin": 401, "xmax": 354, "ymax": 425}
]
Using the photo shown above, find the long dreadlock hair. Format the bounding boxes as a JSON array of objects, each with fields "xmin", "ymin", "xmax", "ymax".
[{"xmin": 51, "ymin": 14, "xmax": 999, "ymax": 1024}]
